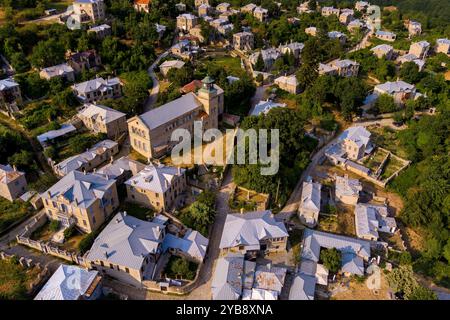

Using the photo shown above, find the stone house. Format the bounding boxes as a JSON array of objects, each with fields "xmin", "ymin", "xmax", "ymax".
[{"xmin": 125, "ymin": 164, "xmax": 187, "ymax": 212}]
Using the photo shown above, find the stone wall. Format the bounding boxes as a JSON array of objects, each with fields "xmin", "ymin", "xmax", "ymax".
[
  {"xmin": 0, "ymin": 250, "xmax": 50, "ymax": 295},
  {"xmin": 15, "ymin": 214, "xmax": 89, "ymax": 267}
]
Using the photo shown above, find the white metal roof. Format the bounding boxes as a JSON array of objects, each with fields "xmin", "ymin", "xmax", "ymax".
[
  {"xmin": 34, "ymin": 265, "xmax": 99, "ymax": 300},
  {"xmin": 211, "ymin": 253, "xmax": 245, "ymax": 300},
  {"xmin": 42, "ymin": 170, "xmax": 116, "ymax": 209},
  {"xmin": 335, "ymin": 175, "xmax": 362, "ymax": 197},
  {"xmin": 86, "ymin": 212, "xmax": 163, "ymax": 270},
  {"xmin": 289, "ymin": 274, "xmax": 316, "ymax": 300},
  {"xmin": 301, "ymin": 228, "xmax": 371, "ymax": 263},
  {"xmin": 124, "ymin": 164, "xmax": 185, "ymax": 193},
  {"xmin": 78, "ymin": 103, "xmax": 126, "ymax": 125},
  {"xmin": 0, "ymin": 78, "xmax": 19, "ymax": 91},
  {"xmin": 97, "ymin": 156, "xmax": 145, "ymax": 180},
  {"xmin": 138, "ymin": 93, "xmax": 202, "ymax": 130},
  {"xmin": 54, "ymin": 140, "xmax": 118, "ymax": 176},
  {"xmin": 300, "ymin": 181, "xmax": 322, "ymax": 212},
  {"xmin": 219, "ymin": 210, "xmax": 288, "ymax": 249}
]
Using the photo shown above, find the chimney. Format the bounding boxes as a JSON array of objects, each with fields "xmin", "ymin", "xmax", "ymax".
[
  {"xmin": 123, "ymin": 211, "xmax": 127, "ymax": 216},
  {"xmin": 177, "ymin": 167, "xmax": 181, "ymax": 175},
  {"xmin": 110, "ymin": 155, "xmax": 114, "ymax": 164},
  {"xmin": 104, "ymin": 251, "xmax": 108, "ymax": 259},
  {"xmin": 93, "ymin": 168, "xmax": 96, "ymax": 173},
  {"xmin": 12, "ymin": 165, "xmax": 17, "ymax": 171},
  {"xmin": 47, "ymin": 191, "xmax": 52, "ymax": 198},
  {"xmin": 240, "ymin": 208, "xmax": 244, "ymax": 214},
  {"xmin": 83, "ymin": 168, "xmax": 86, "ymax": 175}
]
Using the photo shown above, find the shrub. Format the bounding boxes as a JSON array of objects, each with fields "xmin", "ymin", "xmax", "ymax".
[
  {"xmin": 386, "ymin": 265, "xmax": 437, "ymax": 300},
  {"xmin": 78, "ymin": 232, "xmax": 97, "ymax": 254},
  {"xmin": 49, "ymin": 219, "xmax": 60, "ymax": 232},
  {"xmin": 166, "ymin": 256, "xmax": 197, "ymax": 281},
  {"xmin": 63, "ymin": 225, "xmax": 76, "ymax": 239}
]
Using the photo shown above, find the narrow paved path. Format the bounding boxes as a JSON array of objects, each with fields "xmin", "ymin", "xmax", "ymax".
[
  {"xmin": 144, "ymin": 51, "xmax": 168, "ymax": 112},
  {"xmin": 143, "ymin": 35, "xmax": 179, "ymax": 112}
]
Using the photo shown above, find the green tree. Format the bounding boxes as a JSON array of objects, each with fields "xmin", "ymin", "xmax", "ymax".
[
  {"xmin": 254, "ymin": 53, "xmax": 265, "ymax": 71},
  {"xmin": 169, "ymin": 257, "xmax": 195, "ymax": 280},
  {"xmin": 30, "ymin": 39, "xmax": 65, "ymax": 68},
  {"xmin": 400, "ymin": 61, "xmax": 422, "ymax": 84},
  {"xmin": 320, "ymin": 248, "xmax": 341, "ymax": 274},
  {"xmin": 387, "ymin": 265, "xmax": 437, "ymax": 300},
  {"xmin": 374, "ymin": 94, "xmax": 397, "ymax": 114}
]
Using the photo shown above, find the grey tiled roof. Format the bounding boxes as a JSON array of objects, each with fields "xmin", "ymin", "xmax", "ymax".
[
  {"xmin": 355, "ymin": 203, "xmax": 395, "ymax": 240},
  {"xmin": 37, "ymin": 124, "xmax": 77, "ymax": 144},
  {"xmin": 72, "ymin": 77, "xmax": 120, "ymax": 95},
  {"xmin": 375, "ymin": 80, "xmax": 415, "ymax": 94},
  {"xmin": 371, "ymin": 44, "xmax": 393, "ymax": 53},
  {"xmin": 338, "ymin": 126, "xmax": 371, "ymax": 148},
  {"xmin": 161, "ymin": 229, "xmax": 209, "ymax": 261},
  {"xmin": 253, "ymin": 264, "xmax": 287, "ymax": 293}
]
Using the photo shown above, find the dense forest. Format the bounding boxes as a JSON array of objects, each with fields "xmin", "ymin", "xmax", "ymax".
[
  {"xmin": 389, "ymin": 110, "xmax": 450, "ymax": 288},
  {"xmin": 232, "ymin": 108, "xmax": 318, "ymax": 208}
]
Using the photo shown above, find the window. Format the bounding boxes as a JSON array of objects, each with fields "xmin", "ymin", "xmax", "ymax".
[
  {"xmin": 125, "ymin": 267, "xmax": 130, "ymax": 273},
  {"xmin": 110, "ymin": 263, "xmax": 114, "ymax": 269}
]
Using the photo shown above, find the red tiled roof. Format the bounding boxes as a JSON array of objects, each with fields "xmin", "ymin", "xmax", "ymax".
[
  {"xmin": 135, "ymin": 0, "xmax": 151, "ymax": 5},
  {"xmin": 180, "ymin": 80, "xmax": 202, "ymax": 94}
]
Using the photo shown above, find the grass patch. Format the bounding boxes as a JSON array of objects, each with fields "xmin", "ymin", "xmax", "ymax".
[
  {"xmin": 202, "ymin": 55, "xmax": 245, "ymax": 78},
  {"xmin": 289, "ymin": 228, "xmax": 304, "ymax": 264},
  {"xmin": 47, "ymin": 0, "xmax": 72, "ymax": 11},
  {"xmin": 0, "ymin": 198, "xmax": 31, "ymax": 234},
  {"xmin": 368, "ymin": 126, "xmax": 408, "ymax": 159},
  {"xmin": 0, "ymin": 259, "xmax": 40, "ymax": 300},
  {"xmin": 30, "ymin": 220, "xmax": 53, "ymax": 242},
  {"xmin": 363, "ymin": 148, "xmax": 389, "ymax": 172},
  {"xmin": 380, "ymin": 156, "xmax": 405, "ymax": 180},
  {"xmin": 59, "ymin": 230, "xmax": 85, "ymax": 253},
  {"xmin": 119, "ymin": 202, "xmax": 154, "ymax": 221}
]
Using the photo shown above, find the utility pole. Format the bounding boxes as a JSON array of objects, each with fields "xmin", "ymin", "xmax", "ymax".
[{"xmin": 275, "ymin": 178, "xmax": 281, "ymax": 204}]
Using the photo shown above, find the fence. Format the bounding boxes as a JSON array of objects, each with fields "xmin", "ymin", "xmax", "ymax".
[
  {"xmin": 16, "ymin": 213, "xmax": 202, "ymax": 295},
  {"xmin": 15, "ymin": 214, "xmax": 89, "ymax": 267},
  {"xmin": 142, "ymin": 260, "xmax": 203, "ymax": 295}
]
